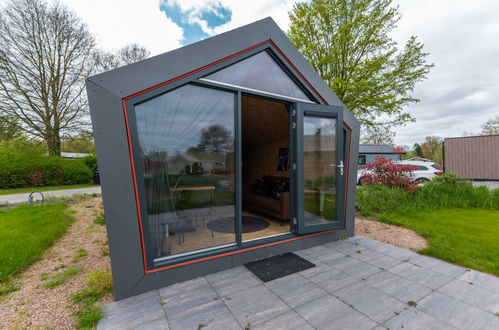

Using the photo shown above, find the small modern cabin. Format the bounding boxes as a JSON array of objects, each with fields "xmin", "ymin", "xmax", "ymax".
[{"xmin": 86, "ymin": 17, "xmax": 359, "ymax": 300}]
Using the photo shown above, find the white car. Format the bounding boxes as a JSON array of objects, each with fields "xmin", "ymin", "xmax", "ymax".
[{"xmin": 357, "ymin": 160, "xmax": 443, "ymax": 185}]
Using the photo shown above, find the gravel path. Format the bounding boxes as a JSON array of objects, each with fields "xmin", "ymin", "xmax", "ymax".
[
  {"xmin": 355, "ymin": 216, "xmax": 428, "ymax": 251},
  {"xmin": 0, "ymin": 186, "xmax": 102, "ymax": 204},
  {"xmin": 0, "ymin": 197, "xmax": 112, "ymax": 329}
]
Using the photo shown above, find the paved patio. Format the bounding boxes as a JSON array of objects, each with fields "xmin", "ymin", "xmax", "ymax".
[{"xmin": 98, "ymin": 236, "xmax": 499, "ymax": 330}]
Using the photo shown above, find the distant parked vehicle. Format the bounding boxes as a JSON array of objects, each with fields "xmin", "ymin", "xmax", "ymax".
[{"xmin": 357, "ymin": 160, "xmax": 443, "ymax": 185}]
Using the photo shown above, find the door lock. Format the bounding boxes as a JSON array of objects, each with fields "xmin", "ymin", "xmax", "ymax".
[{"xmin": 337, "ymin": 160, "xmax": 344, "ymax": 175}]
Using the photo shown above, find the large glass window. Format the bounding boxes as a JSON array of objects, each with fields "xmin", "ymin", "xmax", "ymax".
[
  {"xmin": 204, "ymin": 51, "xmax": 310, "ymax": 100},
  {"xmin": 134, "ymin": 84, "xmax": 236, "ymax": 260}
]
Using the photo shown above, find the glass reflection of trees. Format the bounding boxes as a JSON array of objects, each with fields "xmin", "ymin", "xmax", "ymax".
[{"xmin": 134, "ymin": 84, "xmax": 235, "ymax": 258}]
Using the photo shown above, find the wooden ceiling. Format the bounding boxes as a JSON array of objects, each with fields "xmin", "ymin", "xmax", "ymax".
[{"xmin": 242, "ymin": 95, "xmax": 289, "ymax": 146}]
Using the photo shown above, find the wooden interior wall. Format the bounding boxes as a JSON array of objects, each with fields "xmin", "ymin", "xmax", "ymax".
[{"xmin": 242, "ymin": 96, "xmax": 289, "ymax": 188}]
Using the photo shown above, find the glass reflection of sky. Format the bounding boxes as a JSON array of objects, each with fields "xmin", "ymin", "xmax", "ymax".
[
  {"xmin": 304, "ymin": 117, "xmax": 337, "ymax": 136},
  {"xmin": 134, "ymin": 85, "xmax": 235, "ymax": 155},
  {"xmin": 205, "ymin": 51, "xmax": 310, "ymax": 101}
]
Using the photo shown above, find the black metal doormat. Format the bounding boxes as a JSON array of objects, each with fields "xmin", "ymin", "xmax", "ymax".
[{"xmin": 244, "ymin": 252, "xmax": 315, "ymax": 282}]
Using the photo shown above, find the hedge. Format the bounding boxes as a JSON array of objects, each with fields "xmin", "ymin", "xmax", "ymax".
[{"xmin": 0, "ymin": 140, "xmax": 93, "ymax": 189}]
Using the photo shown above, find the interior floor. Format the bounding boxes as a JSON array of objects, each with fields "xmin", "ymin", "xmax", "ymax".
[{"xmin": 169, "ymin": 208, "xmax": 289, "ymax": 255}]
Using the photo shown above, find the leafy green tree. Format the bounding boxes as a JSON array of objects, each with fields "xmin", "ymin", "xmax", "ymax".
[
  {"xmin": 288, "ymin": 0, "xmax": 433, "ymax": 126},
  {"xmin": 361, "ymin": 125, "xmax": 395, "ymax": 144},
  {"xmin": 0, "ymin": 115, "xmax": 22, "ymax": 140},
  {"xmin": 420, "ymin": 136, "xmax": 443, "ymax": 165},
  {"xmin": 480, "ymin": 116, "xmax": 499, "ymax": 135},
  {"xmin": 61, "ymin": 131, "xmax": 95, "ymax": 153}
]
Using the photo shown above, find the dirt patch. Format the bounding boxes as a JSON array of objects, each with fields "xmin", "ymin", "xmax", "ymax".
[
  {"xmin": 0, "ymin": 197, "xmax": 112, "ymax": 329},
  {"xmin": 355, "ymin": 216, "xmax": 428, "ymax": 251}
]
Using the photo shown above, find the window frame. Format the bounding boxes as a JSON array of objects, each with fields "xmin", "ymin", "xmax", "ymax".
[
  {"xmin": 123, "ymin": 44, "xmax": 326, "ymax": 271},
  {"xmin": 358, "ymin": 155, "xmax": 366, "ymax": 165}
]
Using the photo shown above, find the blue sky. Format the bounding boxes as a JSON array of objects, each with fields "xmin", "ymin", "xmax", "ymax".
[{"xmin": 160, "ymin": 0, "xmax": 232, "ymax": 45}]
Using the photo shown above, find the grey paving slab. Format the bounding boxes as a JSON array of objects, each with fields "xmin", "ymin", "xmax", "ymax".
[
  {"xmin": 206, "ymin": 266, "xmax": 261, "ymax": 297},
  {"xmin": 326, "ymin": 255, "xmax": 383, "ymax": 280},
  {"xmin": 333, "ymin": 281, "xmax": 407, "ymax": 323},
  {"xmin": 325, "ymin": 240, "xmax": 367, "ymax": 255},
  {"xmin": 366, "ymin": 271, "xmax": 433, "ymax": 303},
  {"xmin": 351, "ymin": 237, "xmax": 418, "ymax": 260},
  {"xmin": 295, "ymin": 294, "xmax": 377, "ymax": 330},
  {"xmin": 167, "ymin": 299, "xmax": 241, "ymax": 330},
  {"xmin": 252, "ymin": 310, "xmax": 314, "ymax": 330},
  {"xmin": 159, "ymin": 277, "xmax": 218, "ymax": 316},
  {"xmin": 438, "ymin": 278, "xmax": 499, "ymax": 314},
  {"xmin": 299, "ymin": 262, "xmax": 359, "ymax": 293},
  {"xmin": 221, "ymin": 284, "xmax": 290, "ymax": 326},
  {"xmin": 0, "ymin": 186, "xmax": 101, "ymax": 204},
  {"xmin": 98, "ymin": 290, "xmax": 166, "ymax": 330},
  {"xmin": 383, "ymin": 308, "xmax": 457, "ymax": 330},
  {"xmin": 265, "ymin": 273, "xmax": 328, "ymax": 308},
  {"xmin": 364, "ymin": 254, "xmax": 404, "ymax": 269},
  {"xmin": 457, "ymin": 269, "xmax": 499, "ymax": 294},
  {"xmin": 134, "ymin": 318, "xmax": 170, "ymax": 330},
  {"xmin": 388, "ymin": 262, "xmax": 454, "ymax": 290},
  {"xmin": 417, "ymin": 291, "xmax": 499, "ymax": 330},
  {"xmin": 410, "ymin": 254, "xmax": 467, "ymax": 278},
  {"xmin": 98, "ymin": 237, "xmax": 499, "ymax": 330}
]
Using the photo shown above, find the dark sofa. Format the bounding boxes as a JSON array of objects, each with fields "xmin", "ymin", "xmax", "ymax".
[{"xmin": 243, "ymin": 176, "xmax": 290, "ymax": 221}]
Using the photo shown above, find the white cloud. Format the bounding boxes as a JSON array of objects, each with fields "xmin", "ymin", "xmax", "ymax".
[
  {"xmin": 54, "ymin": 0, "xmax": 183, "ymax": 56},
  {"xmin": 391, "ymin": 0, "xmax": 499, "ymax": 145}
]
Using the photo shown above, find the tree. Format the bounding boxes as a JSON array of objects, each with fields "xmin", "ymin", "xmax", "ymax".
[
  {"xmin": 480, "ymin": 116, "xmax": 499, "ymax": 135},
  {"xmin": 93, "ymin": 43, "xmax": 150, "ymax": 73},
  {"xmin": 419, "ymin": 136, "xmax": 442, "ymax": 165},
  {"xmin": 413, "ymin": 143, "xmax": 423, "ymax": 157},
  {"xmin": 0, "ymin": 0, "xmax": 95, "ymax": 155},
  {"xmin": 361, "ymin": 125, "xmax": 395, "ymax": 144},
  {"xmin": 61, "ymin": 131, "xmax": 95, "ymax": 153},
  {"xmin": 0, "ymin": 115, "xmax": 22, "ymax": 141},
  {"xmin": 288, "ymin": 0, "xmax": 433, "ymax": 127},
  {"xmin": 197, "ymin": 124, "xmax": 232, "ymax": 153}
]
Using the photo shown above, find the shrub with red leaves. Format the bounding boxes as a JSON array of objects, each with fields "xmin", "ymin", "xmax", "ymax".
[{"xmin": 360, "ymin": 156, "xmax": 417, "ymax": 192}]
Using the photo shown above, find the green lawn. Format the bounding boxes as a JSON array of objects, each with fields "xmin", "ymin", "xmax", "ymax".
[
  {"xmin": 0, "ymin": 203, "xmax": 74, "ymax": 288},
  {"xmin": 0, "ymin": 183, "xmax": 99, "ymax": 196},
  {"xmin": 378, "ymin": 208, "xmax": 499, "ymax": 276}
]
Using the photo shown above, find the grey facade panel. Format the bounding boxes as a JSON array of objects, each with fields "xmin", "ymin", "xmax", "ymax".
[{"xmin": 86, "ymin": 81, "xmax": 145, "ymax": 298}]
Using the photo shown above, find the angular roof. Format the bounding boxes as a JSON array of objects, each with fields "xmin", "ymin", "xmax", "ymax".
[
  {"xmin": 87, "ymin": 17, "xmax": 351, "ymax": 115},
  {"xmin": 359, "ymin": 144, "xmax": 396, "ymax": 154}
]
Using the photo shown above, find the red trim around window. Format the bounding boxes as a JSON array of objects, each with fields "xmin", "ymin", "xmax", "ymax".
[{"xmin": 121, "ymin": 40, "xmax": 352, "ymax": 274}]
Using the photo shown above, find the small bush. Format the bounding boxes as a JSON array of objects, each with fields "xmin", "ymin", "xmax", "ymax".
[
  {"xmin": 360, "ymin": 156, "xmax": 417, "ymax": 191},
  {"xmin": 83, "ymin": 154, "xmax": 98, "ymax": 173},
  {"xmin": 86, "ymin": 270, "xmax": 113, "ymax": 295},
  {"xmin": 70, "ymin": 270, "xmax": 113, "ymax": 329}
]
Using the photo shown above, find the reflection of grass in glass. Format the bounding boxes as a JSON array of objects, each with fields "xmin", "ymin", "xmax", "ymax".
[
  {"xmin": 304, "ymin": 192, "xmax": 337, "ymax": 220},
  {"xmin": 149, "ymin": 191, "xmax": 234, "ymax": 214},
  {"xmin": 175, "ymin": 191, "xmax": 234, "ymax": 210},
  {"xmin": 305, "ymin": 175, "xmax": 336, "ymax": 191}
]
